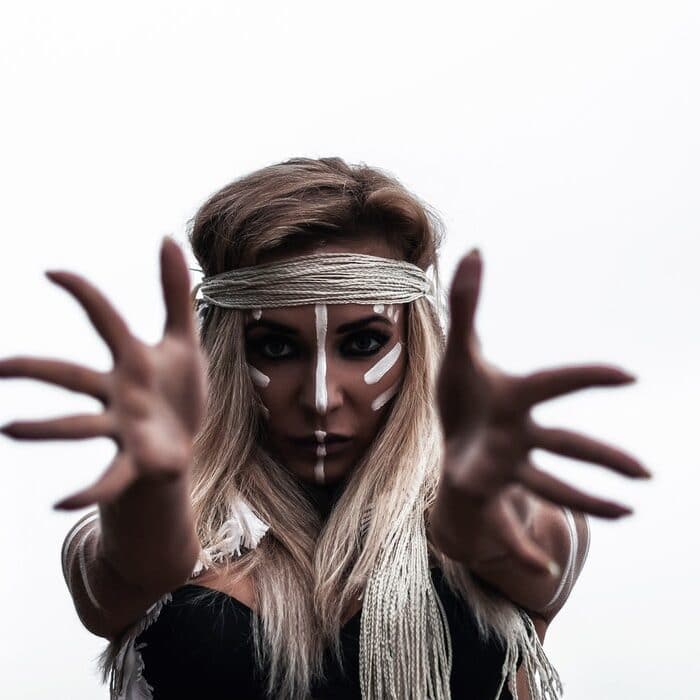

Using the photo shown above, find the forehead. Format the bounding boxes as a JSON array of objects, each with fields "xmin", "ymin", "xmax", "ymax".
[
  {"xmin": 256, "ymin": 231, "xmax": 402, "ymax": 266},
  {"xmin": 247, "ymin": 303, "xmax": 395, "ymax": 329}
]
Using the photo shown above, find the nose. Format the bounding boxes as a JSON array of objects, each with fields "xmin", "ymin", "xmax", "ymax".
[{"xmin": 298, "ymin": 349, "xmax": 344, "ymax": 419}]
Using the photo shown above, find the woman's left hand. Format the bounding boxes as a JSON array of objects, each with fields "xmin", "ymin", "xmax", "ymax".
[{"xmin": 433, "ymin": 249, "xmax": 651, "ymax": 575}]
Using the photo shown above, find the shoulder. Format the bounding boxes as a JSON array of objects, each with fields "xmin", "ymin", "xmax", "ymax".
[{"xmin": 536, "ymin": 506, "xmax": 590, "ymax": 625}]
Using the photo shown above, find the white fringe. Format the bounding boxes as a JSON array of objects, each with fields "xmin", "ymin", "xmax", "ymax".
[
  {"xmin": 360, "ymin": 495, "xmax": 453, "ymax": 700},
  {"xmin": 191, "ymin": 497, "xmax": 271, "ymax": 576},
  {"xmin": 101, "ymin": 496, "xmax": 270, "ymax": 699}
]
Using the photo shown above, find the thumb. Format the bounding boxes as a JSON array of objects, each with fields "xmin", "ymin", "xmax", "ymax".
[{"xmin": 446, "ymin": 248, "xmax": 483, "ymax": 360}]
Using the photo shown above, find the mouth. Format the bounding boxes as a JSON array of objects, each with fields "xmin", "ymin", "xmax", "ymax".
[{"xmin": 288, "ymin": 433, "xmax": 353, "ymax": 456}]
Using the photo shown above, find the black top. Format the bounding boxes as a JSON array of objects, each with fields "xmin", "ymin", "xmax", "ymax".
[{"xmin": 136, "ymin": 567, "xmax": 517, "ymax": 699}]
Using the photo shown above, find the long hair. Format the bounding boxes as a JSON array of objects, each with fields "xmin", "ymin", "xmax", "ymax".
[
  {"xmin": 101, "ymin": 157, "xmax": 559, "ymax": 700},
  {"xmin": 188, "ymin": 157, "xmax": 451, "ymax": 698}
]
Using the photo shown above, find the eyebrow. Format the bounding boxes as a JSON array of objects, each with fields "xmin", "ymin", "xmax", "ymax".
[{"xmin": 244, "ymin": 315, "xmax": 392, "ymax": 335}]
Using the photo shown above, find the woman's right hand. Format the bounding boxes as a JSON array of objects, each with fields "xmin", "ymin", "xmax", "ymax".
[{"xmin": 0, "ymin": 236, "xmax": 209, "ymax": 510}]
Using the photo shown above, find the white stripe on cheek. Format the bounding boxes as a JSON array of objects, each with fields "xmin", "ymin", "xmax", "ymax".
[
  {"xmin": 373, "ymin": 304, "xmax": 385, "ymax": 313},
  {"xmin": 252, "ymin": 309, "xmax": 262, "ymax": 320},
  {"xmin": 314, "ymin": 304, "xmax": 328, "ymax": 414},
  {"xmin": 247, "ymin": 364, "xmax": 270, "ymax": 388},
  {"xmin": 371, "ymin": 381, "xmax": 401, "ymax": 411},
  {"xmin": 364, "ymin": 342, "xmax": 402, "ymax": 385}
]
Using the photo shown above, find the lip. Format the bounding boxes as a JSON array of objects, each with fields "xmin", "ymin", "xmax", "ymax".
[{"xmin": 288, "ymin": 433, "xmax": 352, "ymax": 456}]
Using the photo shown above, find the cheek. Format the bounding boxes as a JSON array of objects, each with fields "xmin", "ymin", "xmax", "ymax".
[
  {"xmin": 246, "ymin": 362, "xmax": 296, "ymax": 420},
  {"xmin": 353, "ymin": 342, "xmax": 406, "ymax": 414}
]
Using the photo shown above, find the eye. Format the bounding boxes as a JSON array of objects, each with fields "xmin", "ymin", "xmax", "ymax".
[
  {"xmin": 248, "ymin": 335, "xmax": 297, "ymax": 360},
  {"xmin": 341, "ymin": 330, "xmax": 390, "ymax": 357}
]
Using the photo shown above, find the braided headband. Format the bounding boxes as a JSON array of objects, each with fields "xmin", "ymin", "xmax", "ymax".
[{"xmin": 194, "ymin": 252, "xmax": 434, "ymax": 310}]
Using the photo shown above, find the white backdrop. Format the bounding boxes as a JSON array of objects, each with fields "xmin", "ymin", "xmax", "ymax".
[{"xmin": 1, "ymin": 2, "xmax": 697, "ymax": 698}]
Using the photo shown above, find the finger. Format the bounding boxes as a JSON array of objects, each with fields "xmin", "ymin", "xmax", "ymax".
[
  {"xmin": 445, "ymin": 249, "xmax": 482, "ymax": 362},
  {"xmin": 0, "ymin": 356, "xmax": 109, "ymax": 403},
  {"xmin": 1, "ymin": 413, "xmax": 115, "ymax": 440},
  {"xmin": 527, "ymin": 423, "xmax": 652, "ymax": 479},
  {"xmin": 512, "ymin": 364, "xmax": 637, "ymax": 411},
  {"xmin": 518, "ymin": 461, "xmax": 633, "ymax": 518},
  {"xmin": 45, "ymin": 270, "xmax": 135, "ymax": 361},
  {"xmin": 495, "ymin": 498, "xmax": 556, "ymax": 576},
  {"xmin": 53, "ymin": 452, "xmax": 135, "ymax": 510},
  {"xmin": 161, "ymin": 236, "xmax": 195, "ymax": 338}
]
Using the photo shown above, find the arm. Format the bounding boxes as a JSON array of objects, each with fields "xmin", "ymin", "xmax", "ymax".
[
  {"xmin": 61, "ymin": 472, "xmax": 200, "ymax": 640},
  {"xmin": 429, "ymin": 483, "xmax": 589, "ymax": 626},
  {"xmin": 431, "ymin": 250, "xmax": 648, "ymax": 631},
  {"xmin": 1, "ymin": 237, "xmax": 207, "ymax": 640}
]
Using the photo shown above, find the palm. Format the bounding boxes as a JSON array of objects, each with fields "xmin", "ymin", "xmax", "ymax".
[
  {"xmin": 436, "ymin": 250, "xmax": 650, "ymax": 568},
  {"xmin": 0, "ymin": 237, "xmax": 208, "ymax": 509}
]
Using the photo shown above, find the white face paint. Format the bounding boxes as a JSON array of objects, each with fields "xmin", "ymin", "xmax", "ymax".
[
  {"xmin": 371, "ymin": 380, "xmax": 401, "ymax": 411},
  {"xmin": 314, "ymin": 304, "xmax": 328, "ymax": 484},
  {"xmin": 364, "ymin": 342, "xmax": 403, "ymax": 385},
  {"xmin": 247, "ymin": 363, "xmax": 270, "ymax": 388},
  {"xmin": 373, "ymin": 304, "xmax": 385, "ymax": 313},
  {"xmin": 247, "ymin": 362, "xmax": 271, "ymax": 419},
  {"xmin": 252, "ymin": 309, "xmax": 262, "ymax": 320}
]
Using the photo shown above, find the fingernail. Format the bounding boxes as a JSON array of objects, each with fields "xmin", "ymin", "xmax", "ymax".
[{"xmin": 547, "ymin": 560, "xmax": 561, "ymax": 578}]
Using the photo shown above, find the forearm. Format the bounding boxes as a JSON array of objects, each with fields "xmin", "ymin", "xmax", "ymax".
[
  {"xmin": 428, "ymin": 473, "xmax": 580, "ymax": 618},
  {"xmin": 97, "ymin": 471, "xmax": 200, "ymax": 593}
]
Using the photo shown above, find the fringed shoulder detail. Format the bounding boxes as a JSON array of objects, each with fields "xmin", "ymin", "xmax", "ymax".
[
  {"xmin": 98, "ymin": 593, "xmax": 172, "ymax": 700},
  {"xmin": 97, "ymin": 495, "xmax": 269, "ymax": 698},
  {"xmin": 191, "ymin": 496, "xmax": 270, "ymax": 577}
]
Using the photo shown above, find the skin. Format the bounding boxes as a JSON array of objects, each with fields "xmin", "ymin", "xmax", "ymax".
[
  {"xmin": 245, "ymin": 237, "xmax": 407, "ymax": 490},
  {"xmin": 0, "ymin": 236, "xmax": 651, "ymax": 694}
]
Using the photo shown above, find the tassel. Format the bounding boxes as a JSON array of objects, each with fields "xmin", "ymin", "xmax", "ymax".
[
  {"xmin": 102, "ymin": 495, "xmax": 270, "ymax": 698},
  {"xmin": 105, "ymin": 593, "xmax": 172, "ymax": 700},
  {"xmin": 192, "ymin": 496, "xmax": 270, "ymax": 576}
]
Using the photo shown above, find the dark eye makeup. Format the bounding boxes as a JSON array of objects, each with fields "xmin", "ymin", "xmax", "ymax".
[{"xmin": 246, "ymin": 329, "xmax": 391, "ymax": 361}]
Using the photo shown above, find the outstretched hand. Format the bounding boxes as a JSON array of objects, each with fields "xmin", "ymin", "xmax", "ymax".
[
  {"xmin": 0, "ymin": 237, "xmax": 209, "ymax": 510},
  {"xmin": 436, "ymin": 249, "xmax": 651, "ymax": 574}
]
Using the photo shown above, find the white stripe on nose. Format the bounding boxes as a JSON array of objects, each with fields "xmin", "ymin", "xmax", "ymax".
[{"xmin": 314, "ymin": 304, "xmax": 328, "ymax": 414}]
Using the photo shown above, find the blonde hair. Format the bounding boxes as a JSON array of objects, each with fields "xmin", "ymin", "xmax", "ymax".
[{"xmin": 101, "ymin": 157, "xmax": 561, "ymax": 700}]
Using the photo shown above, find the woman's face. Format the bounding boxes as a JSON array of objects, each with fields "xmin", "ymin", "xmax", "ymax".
[{"xmin": 244, "ymin": 237, "xmax": 408, "ymax": 485}]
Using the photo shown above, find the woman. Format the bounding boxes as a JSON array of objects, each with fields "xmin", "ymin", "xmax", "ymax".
[{"xmin": 0, "ymin": 157, "xmax": 649, "ymax": 699}]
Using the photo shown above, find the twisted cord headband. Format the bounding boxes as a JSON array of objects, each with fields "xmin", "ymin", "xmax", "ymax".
[{"xmin": 193, "ymin": 252, "xmax": 435, "ymax": 310}]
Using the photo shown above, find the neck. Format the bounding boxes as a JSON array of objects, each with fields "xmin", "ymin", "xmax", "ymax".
[{"xmin": 301, "ymin": 476, "xmax": 348, "ymax": 520}]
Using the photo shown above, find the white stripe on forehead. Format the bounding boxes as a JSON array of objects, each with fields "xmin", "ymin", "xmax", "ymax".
[
  {"xmin": 247, "ymin": 363, "xmax": 270, "ymax": 388},
  {"xmin": 314, "ymin": 304, "xmax": 328, "ymax": 415},
  {"xmin": 364, "ymin": 342, "xmax": 402, "ymax": 385}
]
